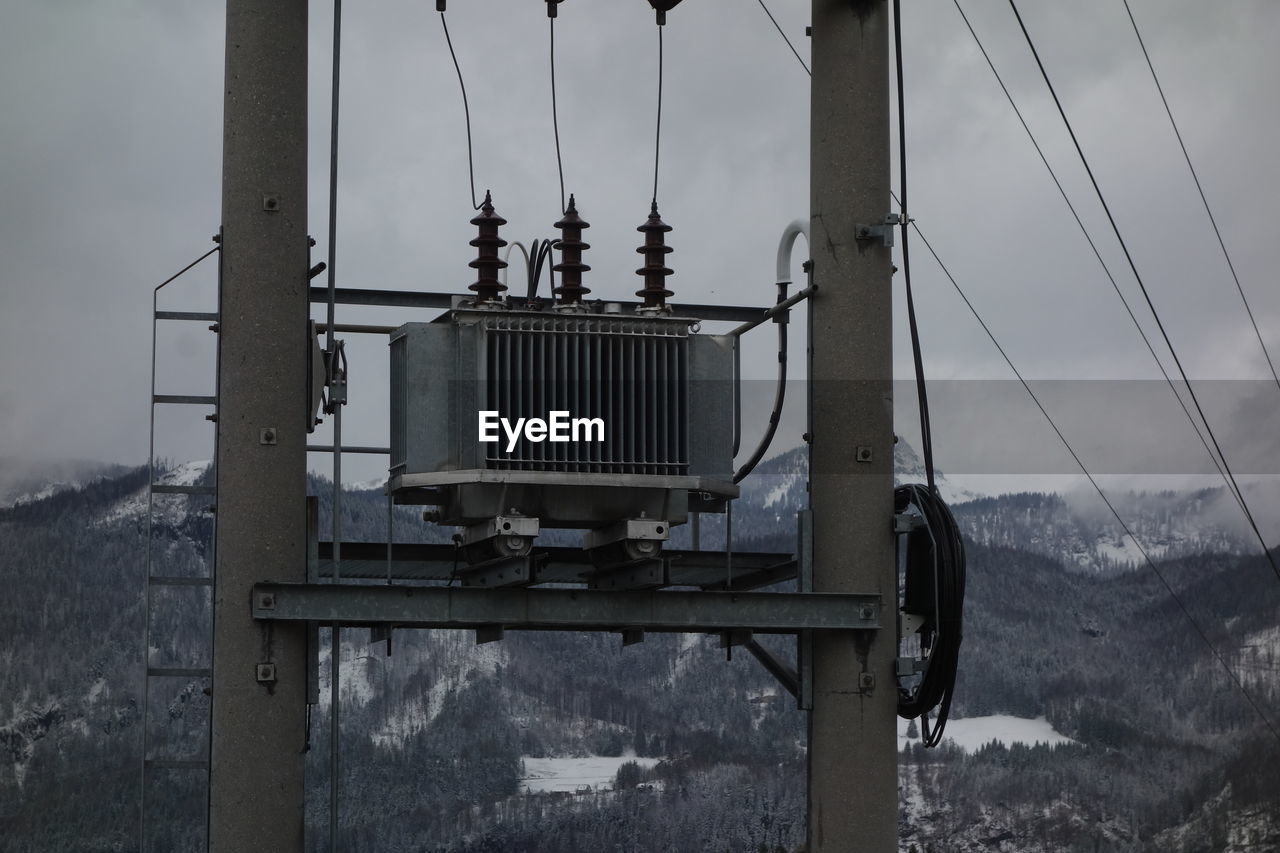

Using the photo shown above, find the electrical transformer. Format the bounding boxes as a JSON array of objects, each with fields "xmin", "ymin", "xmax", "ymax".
[{"xmin": 388, "ymin": 195, "xmax": 737, "ymax": 566}]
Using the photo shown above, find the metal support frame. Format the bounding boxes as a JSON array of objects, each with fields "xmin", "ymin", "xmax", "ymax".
[
  {"xmin": 307, "ymin": 286, "xmax": 775, "ymax": 325},
  {"xmin": 252, "ymin": 583, "xmax": 880, "ymax": 633},
  {"xmin": 203, "ymin": 1, "xmax": 896, "ymax": 848}
]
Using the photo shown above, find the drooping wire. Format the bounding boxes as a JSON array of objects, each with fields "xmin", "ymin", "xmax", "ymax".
[
  {"xmin": 951, "ymin": 0, "xmax": 1250, "ymax": 523},
  {"xmin": 550, "ymin": 17, "xmax": 566, "ymax": 214},
  {"xmin": 440, "ymin": 11, "xmax": 481, "ymax": 210},
  {"xmin": 760, "ymin": 0, "xmax": 1280, "ymax": 738},
  {"xmin": 652, "ymin": 24, "xmax": 664, "ymax": 206},
  {"xmin": 1122, "ymin": 0, "xmax": 1280, "ymax": 397},
  {"xmin": 755, "ymin": 0, "xmax": 810, "ymax": 76},
  {"xmin": 892, "ymin": 0, "xmax": 935, "ymax": 497},
  {"xmin": 1008, "ymin": 0, "xmax": 1279, "ymax": 584},
  {"xmin": 905, "ymin": 208, "xmax": 1280, "ymax": 748}
]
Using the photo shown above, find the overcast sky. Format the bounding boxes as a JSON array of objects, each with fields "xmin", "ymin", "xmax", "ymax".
[{"xmin": 1, "ymin": 0, "xmax": 1277, "ymax": 506}]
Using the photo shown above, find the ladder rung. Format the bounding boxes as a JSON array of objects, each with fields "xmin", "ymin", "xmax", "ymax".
[
  {"xmin": 155, "ymin": 311, "xmax": 219, "ymax": 322},
  {"xmin": 149, "ymin": 575, "xmax": 214, "ymax": 587},
  {"xmin": 145, "ymin": 758, "xmax": 209, "ymax": 771},
  {"xmin": 153, "ymin": 394, "xmax": 217, "ymax": 405},
  {"xmin": 151, "ymin": 484, "xmax": 216, "ymax": 496},
  {"xmin": 147, "ymin": 667, "xmax": 212, "ymax": 678}
]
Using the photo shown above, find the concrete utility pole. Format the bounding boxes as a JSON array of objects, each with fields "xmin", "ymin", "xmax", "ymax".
[
  {"xmin": 209, "ymin": 0, "xmax": 310, "ymax": 849},
  {"xmin": 808, "ymin": 1, "xmax": 896, "ymax": 850}
]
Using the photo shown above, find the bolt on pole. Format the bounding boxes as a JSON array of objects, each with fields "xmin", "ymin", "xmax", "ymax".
[{"xmin": 808, "ymin": 1, "xmax": 897, "ymax": 850}]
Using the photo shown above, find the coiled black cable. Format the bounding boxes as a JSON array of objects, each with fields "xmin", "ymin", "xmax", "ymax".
[{"xmin": 895, "ymin": 483, "xmax": 966, "ymax": 747}]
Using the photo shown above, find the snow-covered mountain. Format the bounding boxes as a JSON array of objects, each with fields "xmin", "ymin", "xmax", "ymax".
[{"xmin": 2, "ymin": 458, "xmax": 1278, "ymax": 851}]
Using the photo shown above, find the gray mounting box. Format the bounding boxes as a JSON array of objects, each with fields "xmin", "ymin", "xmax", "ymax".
[{"xmin": 389, "ymin": 308, "xmax": 737, "ymax": 528}]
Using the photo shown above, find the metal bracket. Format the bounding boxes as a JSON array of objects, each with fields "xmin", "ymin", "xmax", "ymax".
[
  {"xmin": 457, "ymin": 553, "xmax": 542, "ymax": 587},
  {"xmin": 894, "ymin": 512, "xmax": 925, "ymax": 534},
  {"xmin": 583, "ymin": 518, "xmax": 670, "ymax": 550},
  {"xmin": 584, "ymin": 558, "xmax": 666, "ymax": 591},
  {"xmin": 854, "ymin": 213, "xmax": 901, "ymax": 248},
  {"xmin": 620, "ymin": 627, "xmax": 646, "ymax": 647},
  {"xmin": 462, "ymin": 514, "xmax": 540, "ymax": 546}
]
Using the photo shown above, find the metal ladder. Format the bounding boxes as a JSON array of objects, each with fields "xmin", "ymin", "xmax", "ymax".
[{"xmin": 140, "ymin": 245, "xmax": 220, "ymax": 853}]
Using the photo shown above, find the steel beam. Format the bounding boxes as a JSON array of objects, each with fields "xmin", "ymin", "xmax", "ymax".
[
  {"xmin": 306, "ymin": 286, "xmax": 768, "ymax": 324},
  {"xmin": 209, "ymin": 0, "xmax": 309, "ymax": 849},
  {"xmin": 251, "ymin": 583, "xmax": 879, "ymax": 633}
]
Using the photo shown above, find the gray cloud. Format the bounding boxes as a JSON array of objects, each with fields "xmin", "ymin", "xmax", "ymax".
[{"xmin": 1, "ymin": 0, "xmax": 1276, "ymax": 502}]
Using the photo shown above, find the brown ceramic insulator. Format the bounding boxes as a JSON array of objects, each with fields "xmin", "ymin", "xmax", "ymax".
[
  {"xmin": 467, "ymin": 190, "xmax": 508, "ymax": 303},
  {"xmin": 635, "ymin": 202, "xmax": 674, "ymax": 308},
  {"xmin": 552, "ymin": 194, "xmax": 592, "ymax": 305}
]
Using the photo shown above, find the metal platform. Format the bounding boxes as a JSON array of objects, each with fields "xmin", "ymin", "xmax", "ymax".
[{"xmin": 315, "ymin": 540, "xmax": 799, "ymax": 590}]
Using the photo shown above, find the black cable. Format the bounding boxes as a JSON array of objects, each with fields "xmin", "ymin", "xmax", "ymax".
[
  {"xmin": 909, "ymin": 213, "xmax": 1280, "ymax": 748},
  {"xmin": 440, "ymin": 12, "xmax": 481, "ymax": 211},
  {"xmin": 951, "ymin": 0, "xmax": 1251, "ymax": 525},
  {"xmin": 550, "ymin": 18, "xmax": 566, "ymax": 214},
  {"xmin": 153, "ymin": 246, "xmax": 220, "ymax": 292},
  {"xmin": 526, "ymin": 238, "xmax": 555, "ymax": 303},
  {"xmin": 895, "ymin": 484, "xmax": 965, "ymax": 747},
  {"xmin": 652, "ymin": 24, "xmax": 663, "ymax": 205},
  {"xmin": 733, "ymin": 286, "xmax": 789, "ymax": 484},
  {"xmin": 893, "ymin": 0, "xmax": 935, "ymax": 497},
  {"xmin": 1122, "ymin": 0, "xmax": 1280, "ymax": 396},
  {"xmin": 755, "ymin": 0, "xmax": 810, "ymax": 76},
  {"xmin": 1008, "ymin": 0, "xmax": 1280, "ymax": 584},
  {"xmin": 759, "ymin": 0, "xmax": 1277, "ymax": 741}
]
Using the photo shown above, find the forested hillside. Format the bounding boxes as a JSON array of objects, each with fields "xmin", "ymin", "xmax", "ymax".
[{"xmin": 1, "ymin": 456, "xmax": 1277, "ymax": 852}]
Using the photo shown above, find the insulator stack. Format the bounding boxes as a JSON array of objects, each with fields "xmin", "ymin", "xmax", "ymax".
[
  {"xmin": 468, "ymin": 191, "xmax": 508, "ymax": 304},
  {"xmin": 635, "ymin": 201, "xmax": 674, "ymax": 310},
  {"xmin": 552, "ymin": 194, "xmax": 591, "ymax": 306}
]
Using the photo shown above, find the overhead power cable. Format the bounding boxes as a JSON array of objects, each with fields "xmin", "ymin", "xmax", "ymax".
[
  {"xmin": 950, "ymin": 0, "xmax": 1249, "ymax": 523},
  {"xmin": 759, "ymin": 0, "xmax": 1279, "ymax": 740},
  {"xmin": 440, "ymin": 11, "xmax": 481, "ymax": 211},
  {"xmin": 892, "ymin": 0, "xmax": 936, "ymax": 497},
  {"xmin": 1122, "ymin": 0, "xmax": 1280, "ymax": 397},
  {"xmin": 755, "ymin": 0, "xmax": 810, "ymax": 76},
  {"xmin": 905, "ymin": 208, "xmax": 1280, "ymax": 749},
  {"xmin": 1007, "ymin": 0, "xmax": 1279, "ymax": 584},
  {"xmin": 651, "ymin": 23, "xmax": 664, "ymax": 205},
  {"xmin": 549, "ymin": 16, "xmax": 566, "ymax": 213}
]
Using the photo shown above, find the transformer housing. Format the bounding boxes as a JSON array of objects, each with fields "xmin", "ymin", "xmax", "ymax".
[{"xmin": 389, "ymin": 306, "xmax": 736, "ymax": 530}]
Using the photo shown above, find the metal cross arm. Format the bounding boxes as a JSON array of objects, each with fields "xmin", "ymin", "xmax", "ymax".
[{"xmin": 251, "ymin": 583, "xmax": 880, "ymax": 634}]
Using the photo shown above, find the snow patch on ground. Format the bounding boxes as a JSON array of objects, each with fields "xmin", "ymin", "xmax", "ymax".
[
  {"xmin": 1235, "ymin": 625, "xmax": 1280, "ymax": 687},
  {"xmin": 761, "ymin": 469, "xmax": 801, "ymax": 509},
  {"xmin": 897, "ymin": 714, "xmax": 1074, "ymax": 752},
  {"xmin": 668, "ymin": 632, "xmax": 703, "ymax": 686},
  {"xmin": 369, "ymin": 632, "xmax": 506, "ymax": 750},
  {"xmin": 9, "ymin": 481, "xmax": 73, "ymax": 507},
  {"xmin": 1095, "ymin": 535, "xmax": 1166, "ymax": 566},
  {"xmin": 97, "ymin": 460, "xmax": 211, "ymax": 527},
  {"xmin": 519, "ymin": 754, "xmax": 661, "ymax": 793}
]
